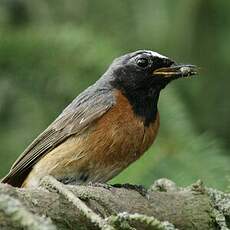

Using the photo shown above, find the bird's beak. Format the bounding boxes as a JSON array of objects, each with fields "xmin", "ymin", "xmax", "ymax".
[{"xmin": 153, "ymin": 64, "xmax": 198, "ymax": 79}]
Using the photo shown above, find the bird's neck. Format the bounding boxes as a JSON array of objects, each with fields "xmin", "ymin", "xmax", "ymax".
[{"xmin": 119, "ymin": 87, "xmax": 160, "ymax": 127}]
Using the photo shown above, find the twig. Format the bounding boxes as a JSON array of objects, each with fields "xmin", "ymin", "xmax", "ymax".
[
  {"xmin": 40, "ymin": 176, "xmax": 115, "ymax": 230},
  {"xmin": 107, "ymin": 212, "xmax": 178, "ymax": 230},
  {"xmin": 207, "ymin": 188, "xmax": 230, "ymax": 230},
  {"xmin": 0, "ymin": 194, "xmax": 56, "ymax": 230}
]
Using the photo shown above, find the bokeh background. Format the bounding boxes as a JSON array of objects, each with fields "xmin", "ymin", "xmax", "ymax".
[{"xmin": 0, "ymin": 0, "xmax": 229, "ymax": 190}]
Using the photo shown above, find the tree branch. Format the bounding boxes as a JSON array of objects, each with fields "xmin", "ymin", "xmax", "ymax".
[{"xmin": 0, "ymin": 177, "xmax": 229, "ymax": 230}]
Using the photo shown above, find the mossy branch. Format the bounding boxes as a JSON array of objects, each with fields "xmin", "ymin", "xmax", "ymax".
[{"xmin": 0, "ymin": 177, "xmax": 229, "ymax": 230}]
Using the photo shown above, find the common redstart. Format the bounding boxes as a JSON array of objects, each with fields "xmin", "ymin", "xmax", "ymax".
[{"xmin": 1, "ymin": 50, "xmax": 197, "ymax": 188}]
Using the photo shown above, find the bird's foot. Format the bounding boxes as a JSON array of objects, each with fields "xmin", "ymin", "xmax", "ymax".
[
  {"xmin": 88, "ymin": 182, "xmax": 113, "ymax": 190},
  {"xmin": 112, "ymin": 183, "xmax": 147, "ymax": 197}
]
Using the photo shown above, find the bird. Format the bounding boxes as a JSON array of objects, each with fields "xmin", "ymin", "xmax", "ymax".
[{"xmin": 1, "ymin": 50, "xmax": 197, "ymax": 188}]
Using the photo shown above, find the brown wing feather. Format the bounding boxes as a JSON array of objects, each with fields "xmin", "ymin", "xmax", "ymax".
[{"xmin": 1, "ymin": 88, "xmax": 115, "ymax": 187}]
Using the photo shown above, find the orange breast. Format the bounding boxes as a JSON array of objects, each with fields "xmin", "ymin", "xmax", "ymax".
[{"xmin": 88, "ymin": 89, "xmax": 160, "ymax": 166}]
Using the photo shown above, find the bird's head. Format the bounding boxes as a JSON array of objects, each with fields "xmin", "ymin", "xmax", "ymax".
[
  {"xmin": 106, "ymin": 50, "xmax": 197, "ymax": 92},
  {"xmin": 99, "ymin": 50, "xmax": 198, "ymax": 126}
]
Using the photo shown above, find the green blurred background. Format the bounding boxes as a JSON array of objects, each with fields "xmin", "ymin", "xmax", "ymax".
[{"xmin": 0, "ymin": 0, "xmax": 229, "ymax": 190}]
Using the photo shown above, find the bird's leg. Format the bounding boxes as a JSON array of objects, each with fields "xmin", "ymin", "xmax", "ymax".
[
  {"xmin": 88, "ymin": 182, "xmax": 148, "ymax": 196},
  {"xmin": 88, "ymin": 182, "xmax": 114, "ymax": 190},
  {"xmin": 112, "ymin": 183, "xmax": 147, "ymax": 197}
]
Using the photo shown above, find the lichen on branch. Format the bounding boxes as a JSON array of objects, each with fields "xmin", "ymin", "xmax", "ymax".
[{"xmin": 0, "ymin": 177, "xmax": 229, "ymax": 230}]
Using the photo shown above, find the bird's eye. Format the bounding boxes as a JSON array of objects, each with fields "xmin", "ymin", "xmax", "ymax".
[{"xmin": 136, "ymin": 57, "xmax": 149, "ymax": 68}]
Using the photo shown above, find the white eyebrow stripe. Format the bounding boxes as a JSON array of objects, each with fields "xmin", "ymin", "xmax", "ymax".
[{"xmin": 149, "ymin": 51, "xmax": 168, "ymax": 59}]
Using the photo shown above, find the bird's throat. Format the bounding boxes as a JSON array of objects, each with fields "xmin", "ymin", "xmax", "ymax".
[{"xmin": 119, "ymin": 87, "xmax": 160, "ymax": 127}]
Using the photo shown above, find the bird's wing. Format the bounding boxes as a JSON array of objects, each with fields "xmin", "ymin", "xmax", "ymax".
[{"xmin": 2, "ymin": 87, "xmax": 115, "ymax": 186}]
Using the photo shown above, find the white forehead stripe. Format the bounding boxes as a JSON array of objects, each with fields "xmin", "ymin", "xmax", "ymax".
[{"xmin": 148, "ymin": 51, "xmax": 168, "ymax": 59}]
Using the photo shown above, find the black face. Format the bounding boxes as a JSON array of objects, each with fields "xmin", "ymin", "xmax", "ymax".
[
  {"xmin": 110, "ymin": 51, "xmax": 174, "ymax": 92},
  {"xmin": 108, "ymin": 50, "xmax": 197, "ymax": 126}
]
